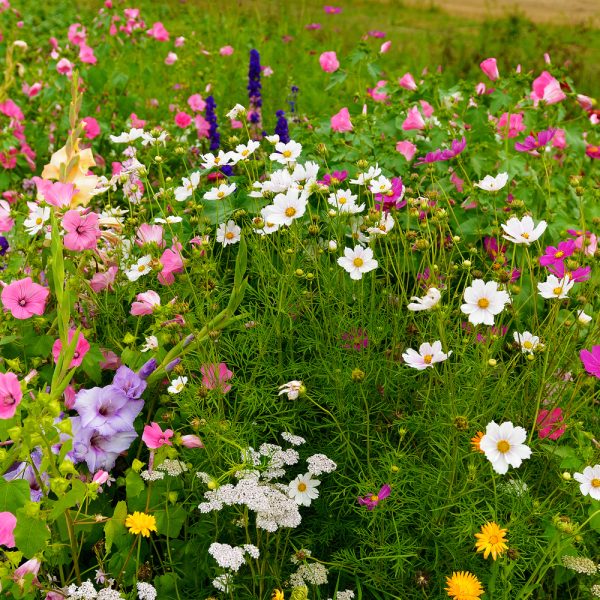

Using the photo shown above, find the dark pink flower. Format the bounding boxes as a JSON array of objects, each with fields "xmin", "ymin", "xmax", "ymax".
[
  {"xmin": 537, "ymin": 408, "xmax": 565, "ymax": 440},
  {"xmin": 539, "ymin": 240, "xmax": 576, "ymax": 266},
  {"xmin": 147, "ymin": 21, "xmax": 169, "ymax": 41},
  {"xmin": 200, "ymin": 363, "xmax": 233, "ymax": 393},
  {"xmin": 580, "ymin": 346, "xmax": 600, "ymax": 378},
  {"xmin": 1, "ymin": 277, "xmax": 49, "ymax": 319},
  {"xmin": 142, "ymin": 422, "xmax": 174, "ymax": 449},
  {"xmin": 52, "ymin": 329, "xmax": 90, "ymax": 368},
  {"xmin": 324, "ymin": 5, "xmax": 342, "ymax": 14},
  {"xmin": 0, "ymin": 511, "xmax": 16, "ymax": 547},
  {"xmin": 63, "ymin": 210, "xmax": 101, "ymax": 251},
  {"xmin": 82, "ymin": 117, "xmax": 100, "ymax": 140},
  {"xmin": 358, "ymin": 483, "xmax": 391, "ymax": 510},
  {"xmin": 341, "ymin": 328, "xmax": 369, "ymax": 350},
  {"xmin": 547, "ymin": 261, "xmax": 591, "ymax": 282},
  {"xmin": 319, "ymin": 171, "xmax": 348, "ymax": 186},
  {"xmin": 175, "ymin": 111, "xmax": 192, "ymax": 128},
  {"xmin": 515, "ymin": 128, "xmax": 556, "ymax": 153},
  {"xmin": 375, "ymin": 177, "xmax": 405, "ymax": 211},
  {"xmin": 0, "ymin": 372, "xmax": 22, "ymax": 419}
]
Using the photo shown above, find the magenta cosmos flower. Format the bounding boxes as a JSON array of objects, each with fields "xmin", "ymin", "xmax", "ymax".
[
  {"xmin": 142, "ymin": 422, "xmax": 174, "ymax": 449},
  {"xmin": 514, "ymin": 128, "xmax": 556, "ymax": 153},
  {"xmin": 580, "ymin": 346, "xmax": 600, "ymax": 379},
  {"xmin": 537, "ymin": 408, "xmax": 565, "ymax": 440},
  {"xmin": 0, "ymin": 372, "xmax": 22, "ymax": 419},
  {"xmin": 200, "ymin": 363, "xmax": 233, "ymax": 393},
  {"xmin": 358, "ymin": 484, "xmax": 391, "ymax": 510},
  {"xmin": 1, "ymin": 277, "xmax": 49, "ymax": 320}
]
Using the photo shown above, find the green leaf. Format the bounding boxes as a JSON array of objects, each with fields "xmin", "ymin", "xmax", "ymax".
[
  {"xmin": 155, "ymin": 505, "xmax": 187, "ymax": 538},
  {"xmin": 14, "ymin": 509, "xmax": 50, "ymax": 557},
  {"xmin": 0, "ymin": 479, "xmax": 31, "ymax": 513},
  {"xmin": 48, "ymin": 479, "xmax": 87, "ymax": 522},
  {"xmin": 325, "ymin": 70, "xmax": 348, "ymax": 91},
  {"xmin": 105, "ymin": 500, "xmax": 128, "ymax": 553},
  {"xmin": 125, "ymin": 470, "xmax": 146, "ymax": 509},
  {"xmin": 588, "ymin": 503, "xmax": 600, "ymax": 533}
]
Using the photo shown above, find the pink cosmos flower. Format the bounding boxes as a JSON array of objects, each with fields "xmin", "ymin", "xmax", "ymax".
[
  {"xmin": 131, "ymin": 290, "xmax": 161, "ymax": 316},
  {"xmin": 319, "ymin": 51, "xmax": 339, "ymax": 73},
  {"xmin": 539, "ymin": 240, "xmax": 576, "ymax": 266},
  {"xmin": 147, "ymin": 21, "xmax": 169, "ymax": 41},
  {"xmin": 0, "ymin": 200, "xmax": 14, "ymax": 232},
  {"xmin": 570, "ymin": 230, "xmax": 597, "ymax": 256},
  {"xmin": 164, "ymin": 52, "xmax": 177, "ymax": 65},
  {"xmin": 175, "ymin": 36, "xmax": 185, "ymax": 47},
  {"xmin": 188, "ymin": 93, "xmax": 206, "ymax": 112},
  {"xmin": 62, "ymin": 210, "xmax": 101, "ymax": 251},
  {"xmin": 79, "ymin": 43, "xmax": 97, "ymax": 65},
  {"xmin": 331, "ymin": 107, "xmax": 352, "ymax": 132},
  {"xmin": 136, "ymin": 223, "xmax": 164, "ymax": 247},
  {"xmin": 142, "ymin": 422, "xmax": 174, "ymax": 449},
  {"xmin": 82, "ymin": 117, "xmax": 100, "ymax": 140},
  {"xmin": 380, "ymin": 40, "xmax": 391, "ymax": 53},
  {"xmin": 0, "ymin": 512, "xmax": 16, "ymax": 547},
  {"xmin": 547, "ymin": 261, "xmax": 591, "ymax": 282},
  {"xmin": 358, "ymin": 483, "xmax": 391, "ymax": 510},
  {"xmin": 531, "ymin": 71, "xmax": 566, "ymax": 105},
  {"xmin": 181, "ymin": 434, "xmax": 204, "ymax": 448},
  {"xmin": 22, "ymin": 82, "xmax": 42, "ymax": 98},
  {"xmin": 586, "ymin": 145, "xmax": 600, "ymax": 160},
  {"xmin": 200, "ymin": 363, "xmax": 233, "ymax": 393},
  {"xmin": 402, "ymin": 106, "xmax": 425, "ymax": 131},
  {"xmin": 0, "ymin": 372, "xmax": 22, "ymax": 419},
  {"xmin": 1, "ymin": 277, "xmax": 49, "ymax": 320},
  {"xmin": 552, "ymin": 128, "xmax": 566, "ymax": 149},
  {"xmin": 496, "ymin": 112, "xmax": 525, "ymax": 139},
  {"xmin": 319, "ymin": 171, "xmax": 348, "ymax": 186},
  {"xmin": 130, "ymin": 112, "xmax": 146, "ymax": 128},
  {"xmin": 480, "ymin": 57, "xmax": 499, "ymax": 81},
  {"xmin": 219, "ymin": 45, "xmax": 234, "ymax": 56},
  {"xmin": 398, "ymin": 72, "xmax": 417, "ymax": 91},
  {"xmin": 52, "ymin": 329, "xmax": 90, "ymax": 368},
  {"xmin": 305, "ymin": 23, "xmax": 322, "ymax": 30},
  {"xmin": 158, "ymin": 243, "xmax": 184, "ymax": 286},
  {"xmin": 324, "ymin": 5, "xmax": 342, "ymax": 14},
  {"xmin": 581, "ymin": 346, "xmax": 600, "ymax": 379},
  {"xmin": 174, "ymin": 112, "xmax": 192, "ymax": 128},
  {"xmin": 368, "ymin": 80, "xmax": 388, "ymax": 102},
  {"xmin": 341, "ymin": 328, "xmax": 368, "ymax": 350},
  {"xmin": 515, "ymin": 128, "xmax": 556, "ymax": 153},
  {"xmin": 56, "ymin": 58, "xmax": 74, "ymax": 76},
  {"xmin": 537, "ymin": 408, "xmax": 565, "ymax": 440},
  {"xmin": 450, "ymin": 170, "xmax": 464, "ymax": 192},
  {"xmin": 90, "ymin": 266, "xmax": 118, "ymax": 292},
  {"xmin": 395, "ymin": 140, "xmax": 417, "ymax": 161}
]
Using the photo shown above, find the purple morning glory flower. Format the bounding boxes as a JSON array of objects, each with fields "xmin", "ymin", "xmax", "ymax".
[
  {"xmin": 112, "ymin": 366, "xmax": 147, "ymax": 400},
  {"xmin": 74, "ymin": 385, "xmax": 143, "ymax": 435}
]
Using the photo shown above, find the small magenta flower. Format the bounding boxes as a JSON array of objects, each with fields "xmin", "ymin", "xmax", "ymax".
[
  {"xmin": 580, "ymin": 346, "xmax": 600, "ymax": 379},
  {"xmin": 142, "ymin": 422, "xmax": 174, "ymax": 449},
  {"xmin": 200, "ymin": 363, "xmax": 233, "ymax": 393},
  {"xmin": 341, "ymin": 328, "xmax": 369, "ymax": 351},
  {"xmin": 358, "ymin": 484, "xmax": 391, "ymax": 510},
  {"xmin": 537, "ymin": 408, "xmax": 565, "ymax": 440},
  {"xmin": 52, "ymin": 329, "xmax": 90, "ymax": 368},
  {"xmin": 0, "ymin": 372, "xmax": 22, "ymax": 419},
  {"xmin": 539, "ymin": 240, "xmax": 576, "ymax": 267}
]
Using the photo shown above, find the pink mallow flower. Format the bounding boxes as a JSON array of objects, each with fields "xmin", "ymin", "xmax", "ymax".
[
  {"xmin": 1, "ymin": 277, "xmax": 49, "ymax": 320},
  {"xmin": 147, "ymin": 21, "xmax": 169, "ymax": 41},
  {"xmin": 480, "ymin": 57, "xmax": 499, "ymax": 81},
  {"xmin": 52, "ymin": 329, "xmax": 91, "ymax": 368},
  {"xmin": 136, "ymin": 223, "xmax": 164, "ymax": 247},
  {"xmin": 402, "ymin": 106, "xmax": 425, "ymax": 131},
  {"xmin": 531, "ymin": 71, "xmax": 566, "ymax": 105},
  {"xmin": 395, "ymin": 140, "xmax": 417, "ymax": 161},
  {"xmin": 368, "ymin": 80, "xmax": 388, "ymax": 102},
  {"xmin": 78, "ymin": 43, "xmax": 97, "ymax": 65},
  {"xmin": 580, "ymin": 346, "xmax": 600, "ymax": 379},
  {"xmin": 174, "ymin": 111, "xmax": 192, "ymax": 128},
  {"xmin": 358, "ymin": 483, "xmax": 391, "ymax": 510},
  {"xmin": 200, "ymin": 363, "xmax": 233, "ymax": 393},
  {"xmin": 62, "ymin": 210, "xmax": 101, "ymax": 251},
  {"xmin": 0, "ymin": 372, "xmax": 22, "ymax": 419},
  {"xmin": 331, "ymin": 107, "xmax": 352, "ymax": 132},
  {"xmin": 56, "ymin": 58, "xmax": 74, "ymax": 76},
  {"xmin": 22, "ymin": 82, "xmax": 42, "ymax": 98},
  {"xmin": 180, "ymin": 434, "xmax": 204, "ymax": 448},
  {"xmin": 496, "ymin": 112, "xmax": 525, "ymax": 139},
  {"xmin": 0, "ymin": 200, "xmax": 14, "ymax": 232},
  {"xmin": 398, "ymin": 72, "xmax": 417, "ymax": 91},
  {"xmin": 82, "ymin": 117, "xmax": 100, "ymax": 140},
  {"xmin": 537, "ymin": 408, "xmax": 565, "ymax": 440},
  {"xmin": 90, "ymin": 266, "xmax": 118, "ymax": 292},
  {"xmin": 188, "ymin": 93, "xmax": 206, "ymax": 112},
  {"xmin": 13, "ymin": 558, "xmax": 40, "ymax": 586},
  {"xmin": 33, "ymin": 178, "xmax": 77, "ymax": 208},
  {"xmin": 319, "ymin": 51, "xmax": 339, "ymax": 73},
  {"xmin": 142, "ymin": 422, "xmax": 174, "ymax": 449},
  {"xmin": 131, "ymin": 290, "xmax": 161, "ymax": 316},
  {"xmin": 0, "ymin": 512, "xmax": 17, "ymax": 547},
  {"xmin": 158, "ymin": 242, "xmax": 184, "ymax": 285},
  {"xmin": 380, "ymin": 40, "xmax": 391, "ymax": 54}
]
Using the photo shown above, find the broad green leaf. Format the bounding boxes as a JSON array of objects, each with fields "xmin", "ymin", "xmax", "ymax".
[
  {"xmin": 0, "ymin": 479, "xmax": 31, "ymax": 513},
  {"xmin": 105, "ymin": 500, "xmax": 128, "ymax": 553},
  {"xmin": 14, "ymin": 509, "xmax": 50, "ymax": 557},
  {"xmin": 48, "ymin": 479, "xmax": 87, "ymax": 521}
]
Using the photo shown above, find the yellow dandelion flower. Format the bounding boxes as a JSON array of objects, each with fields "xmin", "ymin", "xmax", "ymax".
[
  {"xmin": 470, "ymin": 431, "xmax": 485, "ymax": 453},
  {"xmin": 445, "ymin": 571, "xmax": 484, "ymax": 600},
  {"xmin": 475, "ymin": 521, "xmax": 508, "ymax": 560},
  {"xmin": 272, "ymin": 590, "xmax": 285, "ymax": 600},
  {"xmin": 125, "ymin": 511, "xmax": 157, "ymax": 537}
]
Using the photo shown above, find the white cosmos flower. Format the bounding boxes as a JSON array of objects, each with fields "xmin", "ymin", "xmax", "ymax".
[
  {"xmin": 537, "ymin": 274, "xmax": 575, "ymax": 299},
  {"xmin": 216, "ymin": 220, "xmax": 241, "ymax": 246},
  {"xmin": 291, "ymin": 161, "xmax": 319, "ymax": 183},
  {"xmin": 226, "ymin": 104, "xmax": 246, "ymax": 119},
  {"xmin": 407, "ymin": 287, "xmax": 441, "ymax": 311},
  {"xmin": 269, "ymin": 141, "xmax": 302, "ymax": 165},
  {"xmin": 24, "ymin": 202, "xmax": 51, "ymax": 235},
  {"xmin": 254, "ymin": 211, "xmax": 280, "ymax": 236},
  {"xmin": 288, "ymin": 473, "xmax": 320, "ymax": 506},
  {"xmin": 278, "ymin": 380, "xmax": 304, "ymax": 400},
  {"xmin": 141, "ymin": 335, "xmax": 159, "ymax": 352},
  {"xmin": 513, "ymin": 331, "xmax": 543, "ymax": 353},
  {"xmin": 110, "ymin": 128, "xmax": 145, "ymax": 143},
  {"xmin": 327, "ymin": 189, "xmax": 364, "ymax": 214},
  {"xmin": 577, "ymin": 310, "xmax": 593, "ymax": 325},
  {"xmin": 501, "ymin": 215, "xmax": 547, "ymax": 245},
  {"xmin": 474, "ymin": 172, "xmax": 509, "ymax": 191},
  {"xmin": 174, "ymin": 171, "xmax": 201, "ymax": 202},
  {"xmin": 402, "ymin": 341, "xmax": 451, "ymax": 370},
  {"xmin": 200, "ymin": 151, "xmax": 238, "ymax": 170},
  {"xmin": 574, "ymin": 464, "xmax": 600, "ymax": 500},
  {"xmin": 265, "ymin": 134, "xmax": 280, "ymax": 144},
  {"xmin": 366, "ymin": 213, "xmax": 395, "ymax": 236},
  {"xmin": 350, "ymin": 164, "xmax": 381, "ymax": 185},
  {"xmin": 126, "ymin": 255, "xmax": 153, "ymax": 281},
  {"xmin": 261, "ymin": 188, "xmax": 307, "ymax": 227},
  {"xmin": 203, "ymin": 183, "xmax": 236, "ymax": 201},
  {"xmin": 154, "ymin": 216, "xmax": 183, "ymax": 224},
  {"xmin": 168, "ymin": 376, "xmax": 188, "ymax": 394},
  {"xmin": 479, "ymin": 421, "xmax": 532, "ymax": 475},
  {"xmin": 461, "ymin": 279, "xmax": 510, "ymax": 325},
  {"xmin": 337, "ymin": 246, "xmax": 378, "ymax": 280},
  {"xmin": 369, "ymin": 175, "xmax": 392, "ymax": 195},
  {"xmin": 235, "ymin": 140, "xmax": 260, "ymax": 160}
]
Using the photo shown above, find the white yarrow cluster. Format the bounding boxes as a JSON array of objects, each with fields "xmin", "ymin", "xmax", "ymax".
[
  {"xmin": 290, "ymin": 562, "xmax": 329, "ymax": 586},
  {"xmin": 136, "ymin": 582, "xmax": 157, "ymax": 600},
  {"xmin": 157, "ymin": 459, "xmax": 189, "ymax": 476},
  {"xmin": 281, "ymin": 432, "xmax": 306, "ymax": 446},
  {"xmin": 66, "ymin": 582, "xmax": 125, "ymax": 600},
  {"xmin": 209, "ymin": 542, "xmax": 259, "ymax": 572},
  {"xmin": 307, "ymin": 454, "xmax": 337, "ymax": 476},
  {"xmin": 140, "ymin": 469, "xmax": 165, "ymax": 482}
]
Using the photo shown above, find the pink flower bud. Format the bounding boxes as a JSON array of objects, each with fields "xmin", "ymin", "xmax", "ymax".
[{"xmin": 181, "ymin": 434, "xmax": 204, "ymax": 448}]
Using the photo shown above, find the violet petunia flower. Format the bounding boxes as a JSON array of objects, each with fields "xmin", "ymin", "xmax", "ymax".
[{"xmin": 358, "ymin": 484, "xmax": 391, "ymax": 510}]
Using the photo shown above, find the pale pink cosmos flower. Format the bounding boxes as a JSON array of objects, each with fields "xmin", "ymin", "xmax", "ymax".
[
  {"xmin": 52, "ymin": 329, "xmax": 90, "ymax": 368},
  {"xmin": 395, "ymin": 140, "xmax": 417, "ymax": 161},
  {"xmin": 62, "ymin": 210, "xmax": 101, "ymax": 251},
  {"xmin": 480, "ymin": 57, "xmax": 499, "ymax": 81},
  {"xmin": 319, "ymin": 51, "xmax": 339, "ymax": 73},
  {"xmin": 0, "ymin": 200, "xmax": 14, "ymax": 232},
  {"xmin": 164, "ymin": 51, "xmax": 178, "ymax": 65},
  {"xmin": 131, "ymin": 290, "xmax": 161, "ymax": 316},
  {"xmin": 90, "ymin": 266, "xmax": 118, "ymax": 292},
  {"xmin": 158, "ymin": 242, "xmax": 184, "ymax": 285},
  {"xmin": 56, "ymin": 58, "xmax": 74, "ymax": 76},
  {"xmin": 402, "ymin": 106, "xmax": 425, "ymax": 131},
  {"xmin": 142, "ymin": 422, "xmax": 174, "ymax": 449},
  {"xmin": 0, "ymin": 372, "xmax": 22, "ymax": 419},
  {"xmin": 219, "ymin": 45, "xmax": 234, "ymax": 56},
  {"xmin": 188, "ymin": 93, "xmax": 206, "ymax": 112},
  {"xmin": 200, "ymin": 363, "xmax": 233, "ymax": 393},
  {"xmin": 398, "ymin": 72, "xmax": 417, "ymax": 90},
  {"xmin": 147, "ymin": 21, "xmax": 169, "ymax": 41},
  {"xmin": 380, "ymin": 40, "xmax": 391, "ymax": 53},
  {"xmin": 331, "ymin": 107, "xmax": 352, "ymax": 132},
  {"xmin": 0, "ymin": 512, "xmax": 16, "ymax": 547},
  {"xmin": 175, "ymin": 36, "xmax": 185, "ymax": 47},
  {"xmin": 1, "ymin": 277, "xmax": 49, "ymax": 319},
  {"xmin": 136, "ymin": 223, "xmax": 164, "ymax": 247},
  {"xmin": 402, "ymin": 341, "xmax": 451, "ymax": 370}
]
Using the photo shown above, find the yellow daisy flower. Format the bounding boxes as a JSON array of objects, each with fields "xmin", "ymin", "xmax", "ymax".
[
  {"xmin": 125, "ymin": 511, "xmax": 157, "ymax": 537},
  {"xmin": 475, "ymin": 521, "xmax": 508, "ymax": 560},
  {"xmin": 445, "ymin": 571, "xmax": 484, "ymax": 600},
  {"xmin": 272, "ymin": 590, "xmax": 285, "ymax": 600}
]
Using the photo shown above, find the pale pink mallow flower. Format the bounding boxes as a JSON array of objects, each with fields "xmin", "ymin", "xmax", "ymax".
[
  {"xmin": 0, "ymin": 200, "xmax": 14, "ymax": 232},
  {"xmin": 395, "ymin": 140, "xmax": 417, "ymax": 161},
  {"xmin": 56, "ymin": 58, "xmax": 73, "ymax": 76},
  {"xmin": 398, "ymin": 72, "xmax": 417, "ymax": 91},
  {"xmin": 164, "ymin": 51, "xmax": 178, "ymax": 65},
  {"xmin": 219, "ymin": 45, "xmax": 234, "ymax": 56},
  {"xmin": 188, "ymin": 93, "xmax": 206, "ymax": 112},
  {"xmin": 0, "ymin": 372, "xmax": 22, "ymax": 419},
  {"xmin": 52, "ymin": 329, "xmax": 90, "ymax": 368},
  {"xmin": 196, "ymin": 114, "xmax": 210, "ymax": 138},
  {"xmin": 147, "ymin": 21, "xmax": 169, "ymax": 41},
  {"xmin": 368, "ymin": 80, "xmax": 388, "ymax": 102},
  {"xmin": 90, "ymin": 266, "xmax": 118, "ymax": 293},
  {"xmin": 131, "ymin": 290, "xmax": 161, "ymax": 316},
  {"xmin": 531, "ymin": 71, "xmax": 566, "ymax": 105},
  {"xmin": 331, "ymin": 107, "xmax": 353, "ymax": 132},
  {"xmin": 402, "ymin": 106, "xmax": 425, "ymax": 131},
  {"xmin": 480, "ymin": 57, "xmax": 499, "ymax": 81},
  {"xmin": 62, "ymin": 210, "xmax": 101, "ymax": 251},
  {"xmin": 200, "ymin": 363, "xmax": 233, "ymax": 393},
  {"xmin": 78, "ymin": 43, "xmax": 97, "ymax": 65},
  {"xmin": 92, "ymin": 470, "xmax": 110, "ymax": 485},
  {"xmin": 0, "ymin": 512, "xmax": 17, "ymax": 547},
  {"xmin": 181, "ymin": 434, "xmax": 204, "ymax": 448},
  {"xmin": 577, "ymin": 94, "xmax": 594, "ymax": 111},
  {"xmin": 33, "ymin": 178, "xmax": 77, "ymax": 208},
  {"xmin": 1, "ymin": 277, "xmax": 49, "ymax": 320},
  {"xmin": 380, "ymin": 40, "xmax": 391, "ymax": 53},
  {"xmin": 175, "ymin": 36, "xmax": 185, "ymax": 47},
  {"xmin": 13, "ymin": 558, "xmax": 41, "ymax": 586},
  {"xmin": 420, "ymin": 99, "xmax": 434, "ymax": 118},
  {"xmin": 319, "ymin": 51, "xmax": 339, "ymax": 73},
  {"xmin": 142, "ymin": 422, "xmax": 174, "ymax": 449}
]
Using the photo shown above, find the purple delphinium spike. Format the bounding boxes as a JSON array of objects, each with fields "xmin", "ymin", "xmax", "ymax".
[
  {"xmin": 205, "ymin": 95, "xmax": 220, "ymax": 151},
  {"xmin": 274, "ymin": 110, "xmax": 290, "ymax": 144},
  {"xmin": 247, "ymin": 49, "xmax": 263, "ymax": 137},
  {"xmin": 0, "ymin": 236, "xmax": 8, "ymax": 256}
]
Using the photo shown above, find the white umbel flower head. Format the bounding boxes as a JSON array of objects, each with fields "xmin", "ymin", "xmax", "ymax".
[
  {"xmin": 474, "ymin": 172, "xmax": 509, "ymax": 191},
  {"xmin": 479, "ymin": 421, "xmax": 532, "ymax": 475},
  {"xmin": 216, "ymin": 220, "xmax": 242, "ymax": 246},
  {"xmin": 574, "ymin": 464, "xmax": 600, "ymax": 500},
  {"xmin": 513, "ymin": 331, "xmax": 544, "ymax": 353},
  {"xmin": 501, "ymin": 215, "xmax": 547, "ymax": 245},
  {"xmin": 402, "ymin": 341, "xmax": 451, "ymax": 370},
  {"xmin": 288, "ymin": 473, "xmax": 320, "ymax": 506},
  {"xmin": 337, "ymin": 246, "xmax": 378, "ymax": 280},
  {"xmin": 537, "ymin": 274, "xmax": 575, "ymax": 299},
  {"xmin": 407, "ymin": 287, "xmax": 441, "ymax": 311},
  {"xmin": 461, "ymin": 279, "xmax": 510, "ymax": 325}
]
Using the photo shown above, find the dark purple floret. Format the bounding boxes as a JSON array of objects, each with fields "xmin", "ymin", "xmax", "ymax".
[
  {"xmin": 205, "ymin": 95, "xmax": 220, "ymax": 151},
  {"xmin": 274, "ymin": 110, "xmax": 290, "ymax": 143},
  {"xmin": 0, "ymin": 236, "xmax": 8, "ymax": 256},
  {"xmin": 247, "ymin": 49, "xmax": 263, "ymax": 136}
]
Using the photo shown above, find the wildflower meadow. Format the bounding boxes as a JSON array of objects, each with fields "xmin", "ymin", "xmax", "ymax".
[{"xmin": 0, "ymin": 0, "xmax": 599, "ymax": 598}]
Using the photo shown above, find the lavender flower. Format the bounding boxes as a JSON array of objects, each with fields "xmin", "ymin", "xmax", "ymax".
[
  {"xmin": 205, "ymin": 95, "xmax": 220, "ymax": 151},
  {"xmin": 112, "ymin": 366, "xmax": 147, "ymax": 400},
  {"xmin": 247, "ymin": 49, "xmax": 263, "ymax": 136},
  {"xmin": 4, "ymin": 449, "xmax": 48, "ymax": 501},
  {"xmin": 274, "ymin": 110, "xmax": 290, "ymax": 144},
  {"xmin": 138, "ymin": 358, "xmax": 158, "ymax": 380}
]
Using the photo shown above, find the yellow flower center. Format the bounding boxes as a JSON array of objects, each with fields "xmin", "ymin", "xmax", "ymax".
[
  {"xmin": 214, "ymin": 157, "xmax": 221, "ymax": 164},
  {"xmin": 297, "ymin": 482, "xmax": 307, "ymax": 492},
  {"xmin": 217, "ymin": 191, "xmax": 225, "ymax": 198},
  {"xmin": 285, "ymin": 207, "xmax": 297, "ymax": 217},
  {"xmin": 138, "ymin": 265, "xmax": 146, "ymax": 272},
  {"xmin": 477, "ymin": 298, "xmax": 490, "ymax": 309},
  {"xmin": 423, "ymin": 354, "xmax": 433, "ymax": 364},
  {"xmin": 353, "ymin": 257, "xmax": 364, "ymax": 267},
  {"xmin": 497, "ymin": 440, "xmax": 510, "ymax": 453},
  {"xmin": 522, "ymin": 232, "xmax": 530, "ymax": 239},
  {"xmin": 523, "ymin": 341, "xmax": 533, "ymax": 349},
  {"xmin": 489, "ymin": 535, "xmax": 499, "ymax": 544},
  {"xmin": 555, "ymin": 250, "xmax": 564, "ymax": 258},
  {"xmin": 283, "ymin": 150, "xmax": 292, "ymax": 158},
  {"xmin": 338, "ymin": 197, "xmax": 347, "ymax": 204},
  {"xmin": 242, "ymin": 149, "xmax": 249, "ymax": 156},
  {"xmin": 225, "ymin": 232, "xmax": 235, "ymax": 239},
  {"xmin": 553, "ymin": 287, "xmax": 563, "ymax": 295},
  {"xmin": 370, "ymin": 495, "xmax": 379, "ymax": 502},
  {"xmin": 36, "ymin": 217, "xmax": 42, "ymax": 225},
  {"xmin": 592, "ymin": 478, "xmax": 600, "ymax": 488}
]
